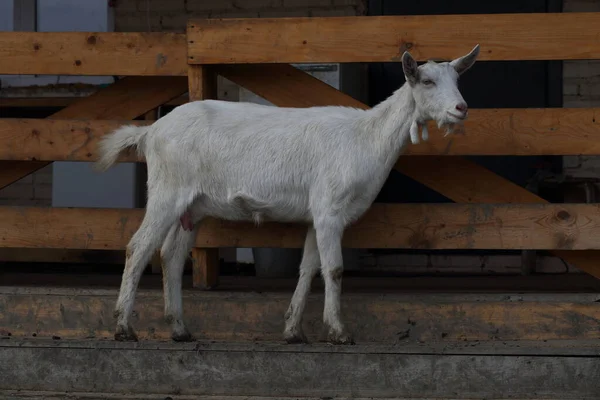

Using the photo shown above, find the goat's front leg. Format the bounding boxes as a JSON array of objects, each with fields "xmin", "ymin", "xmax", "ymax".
[
  {"xmin": 314, "ymin": 219, "xmax": 354, "ymax": 345},
  {"xmin": 284, "ymin": 227, "xmax": 320, "ymax": 344},
  {"xmin": 160, "ymin": 220, "xmax": 198, "ymax": 342}
]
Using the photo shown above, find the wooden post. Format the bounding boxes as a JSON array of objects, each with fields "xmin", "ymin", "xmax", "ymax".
[{"xmin": 188, "ymin": 65, "xmax": 220, "ymax": 289}]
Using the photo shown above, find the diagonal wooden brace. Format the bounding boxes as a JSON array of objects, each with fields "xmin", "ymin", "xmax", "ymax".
[
  {"xmin": 216, "ymin": 63, "xmax": 600, "ymax": 279},
  {"xmin": 0, "ymin": 76, "xmax": 189, "ymax": 190},
  {"xmin": 0, "ymin": 76, "xmax": 188, "ymax": 265}
]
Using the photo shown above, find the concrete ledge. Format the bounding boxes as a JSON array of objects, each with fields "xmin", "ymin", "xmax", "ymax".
[
  {"xmin": 0, "ymin": 339, "xmax": 598, "ymax": 398},
  {"xmin": 0, "ymin": 390, "xmax": 586, "ymax": 400},
  {"xmin": 1, "ymin": 285, "xmax": 599, "ymax": 342}
]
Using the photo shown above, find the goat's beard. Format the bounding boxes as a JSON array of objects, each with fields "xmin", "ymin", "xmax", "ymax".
[{"xmin": 438, "ymin": 120, "xmax": 466, "ymax": 137}]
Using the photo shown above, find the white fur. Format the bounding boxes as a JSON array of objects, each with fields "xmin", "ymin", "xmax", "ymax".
[{"xmin": 95, "ymin": 45, "xmax": 480, "ymax": 344}]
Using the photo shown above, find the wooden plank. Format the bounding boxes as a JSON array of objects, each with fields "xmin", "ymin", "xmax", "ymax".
[
  {"xmin": 3, "ymin": 274, "xmax": 598, "ymax": 293},
  {"xmin": 0, "ymin": 76, "xmax": 188, "ymax": 190},
  {"xmin": 187, "ymin": 13, "xmax": 600, "ymax": 64},
  {"xmin": 0, "ymin": 94, "xmax": 189, "ymax": 108},
  {"xmin": 187, "ymin": 64, "xmax": 220, "ymax": 289},
  {"xmin": 395, "ymin": 156, "xmax": 544, "ymax": 204},
  {"xmin": 0, "ymin": 77, "xmax": 188, "ymax": 265},
  {"xmin": 0, "ymin": 32, "xmax": 187, "ymax": 76},
  {"xmin": 191, "ymin": 247, "xmax": 219, "ymax": 289},
  {"xmin": 217, "ymin": 64, "xmax": 368, "ymax": 109},
  {"xmin": 3, "ymin": 204, "xmax": 600, "ymax": 250},
  {"xmin": 1, "ymin": 288, "xmax": 599, "ymax": 342},
  {"xmin": 0, "ymin": 119, "xmax": 147, "ymax": 162},
  {"xmin": 216, "ymin": 63, "xmax": 600, "ymax": 279},
  {"xmin": 2, "ymin": 107, "xmax": 600, "ymax": 161},
  {"xmin": 48, "ymin": 77, "xmax": 188, "ymax": 120},
  {"xmin": 0, "ymin": 249, "xmax": 126, "ymax": 264},
  {"xmin": 407, "ymin": 107, "xmax": 600, "ymax": 156}
]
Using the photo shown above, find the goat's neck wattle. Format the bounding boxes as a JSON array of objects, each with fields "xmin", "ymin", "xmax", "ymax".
[{"xmin": 363, "ymin": 83, "xmax": 417, "ymax": 166}]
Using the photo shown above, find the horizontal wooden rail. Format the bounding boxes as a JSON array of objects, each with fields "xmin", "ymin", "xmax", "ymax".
[
  {"xmin": 0, "ymin": 13, "xmax": 598, "ymax": 76},
  {"xmin": 0, "ymin": 119, "xmax": 148, "ymax": 162},
  {"xmin": 1, "ymin": 108, "xmax": 599, "ymax": 161},
  {"xmin": 0, "ymin": 95, "xmax": 190, "ymax": 108},
  {"xmin": 1, "ymin": 203, "xmax": 599, "ymax": 250},
  {"xmin": 187, "ymin": 13, "xmax": 600, "ymax": 64},
  {"xmin": 0, "ymin": 32, "xmax": 187, "ymax": 76}
]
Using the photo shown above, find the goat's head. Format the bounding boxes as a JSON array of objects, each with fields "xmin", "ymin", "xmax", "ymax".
[{"xmin": 402, "ymin": 44, "xmax": 480, "ymax": 132}]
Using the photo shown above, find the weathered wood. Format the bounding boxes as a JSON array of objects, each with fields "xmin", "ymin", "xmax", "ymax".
[
  {"xmin": 407, "ymin": 107, "xmax": 600, "ymax": 156},
  {"xmin": 0, "ymin": 94, "xmax": 189, "ymax": 108},
  {"xmin": 1, "ymin": 287, "xmax": 599, "ymax": 342},
  {"xmin": 2, "ymin": 108, "xmax": 599, "ymax": 161},
  {"xmin": 191, "ymin": 247, "xmax": 219, "ymax": 289},
  {"xmin": 219, "ymin": 64, "xmax": 600, "ymax": 279},
  {"xmin": 0, "ymin": 77, "xmax": 187, "ymax": 266},
  {"xmin": 217, "ymin": 64, "xmax": 368, "ymax": 109},
  {"xmin": 3, "ymin": 204, "xmax": 600, "ymax": 250},
  {"xmin": 395, "ymin": 156, "xmax": 544, "ymax": 203},
  {"xmin": 187, "ymin": 13, "xmax": 600, "ymax": 64},
  {"xmin": 1, "ymin": 339, "xmax": 599, "ymax": 398},
  {"xmin": 0, "ymin": 32, "xmax": 187, "ymax": 76},
  {"xmin": 3, "ymin": 274, "xmax": 598, "ymax": 294},
  {"xmin": 0, "ymin": 76, "xmax": 188, "ymax": 189},
  {"xmin": 0, "ymin": 249, "xmax": 125, "ymax": 264},
  {"xmin": 188, "ymin": 64, "xmax": 220, "ymax": 289},
  {"xmin": 0, "ymin": 119, "xmax": 147, "ymax": 162}
]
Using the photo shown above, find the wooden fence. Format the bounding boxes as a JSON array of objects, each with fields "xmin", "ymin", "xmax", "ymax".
[{"xmin": 1, "ymin": 12, "xmax": 600, "ymax": 289}]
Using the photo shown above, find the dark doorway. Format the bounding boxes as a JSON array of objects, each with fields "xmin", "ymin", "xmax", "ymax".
[{"xmin": 367, "ymin": 0, "xmax": 563, "ymax": 256}]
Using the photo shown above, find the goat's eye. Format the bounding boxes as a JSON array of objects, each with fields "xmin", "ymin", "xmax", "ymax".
[{"xmin": 422, "ymin": 79, "xmax": 435, "ymax": 86}]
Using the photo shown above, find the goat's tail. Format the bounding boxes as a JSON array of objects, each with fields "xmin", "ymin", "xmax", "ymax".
[{"xmin": 94, "ymin": 125, "xmax": 148, "ymax": 172}]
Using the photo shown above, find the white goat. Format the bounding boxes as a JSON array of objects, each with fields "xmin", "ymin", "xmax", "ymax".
[{"xmin": 95, "ymin": 45, "xmax": 480, "ymax": 344}]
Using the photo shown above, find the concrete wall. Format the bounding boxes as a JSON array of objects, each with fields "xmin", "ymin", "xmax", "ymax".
[{"xmin": 114, "ymin": 0, "xmax": 366, "ymax": 31}]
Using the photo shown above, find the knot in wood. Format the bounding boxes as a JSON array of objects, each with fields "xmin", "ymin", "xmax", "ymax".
[{"xmin": 556, "ymin": 210, "xmax": 571, "ymax": 222}]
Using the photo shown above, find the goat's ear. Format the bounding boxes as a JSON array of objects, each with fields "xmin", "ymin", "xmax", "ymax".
[
  {"xmin": 402, "ymin": 51, "xmax": 419, "ymax": 86},
  {"xmin": 450, "ymin": 44, "xmax": 480, "ymax": 75}
]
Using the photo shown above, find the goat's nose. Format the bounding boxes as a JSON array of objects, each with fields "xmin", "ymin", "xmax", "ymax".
[{"xmin": 455, "ymin": 103, "xmax": 468, "ymax": 113}]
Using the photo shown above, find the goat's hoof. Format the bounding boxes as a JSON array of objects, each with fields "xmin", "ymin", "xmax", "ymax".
[
  {"xmin": 172, "ymin": 329, "xmax": 195, "ymax": 342},
  {"xmin": 327, "ymin": 330, "xmax": 355, "ymax": 345},
  {"xmin": 114, "ymin": 325, "xmax": 138, "ymax": 342},
  {"xmin": 283, "ymin": 328, "xmax": 308, "ymax": 344}
]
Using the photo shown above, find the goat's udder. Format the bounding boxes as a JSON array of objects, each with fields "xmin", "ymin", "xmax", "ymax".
[{"xmin": 180, "ymin": 211, "xmax": 194, "ymax": 231}]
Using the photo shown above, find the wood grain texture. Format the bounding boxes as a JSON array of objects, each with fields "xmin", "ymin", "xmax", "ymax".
[
  {"xmin": 217, "ymin": 63, "xmax": 600, "ymax": 279},
  {"xmin": 0, "ymin": 32, "xmax": 187, "ymax": 76},
  {"xmin": 217, "ymin": 64, "xmax": 368, "ymax": 109},
  {"xmin": 2, "ymin": 108, "xmax": 599, "ymax": 162},
  {"xmin": 1, "ymin": 288, "xmax": 599, "ymax": 342},
  {"xmin": 0, "ymin": 76, "xmax": 188, "ymax": 189},
  {"xmin": 192, "ymin": 247, "xmax": 219, "ymax": 289},
  {"xmin": 407, "ymin": 107, "xmax": 600, "ymax": 156},
  {"xmin": 0, "ymin": 94, "xmax": 189, "ymax": 108},
  {"xmin": 394, "ymin": 156, "xmax": 544, "ymax": 204},
  {"xmin": 188, "ymin": 64, "xmax": 220, "ymax": 290},
  {"xmin": 2, "ymin": 204, "xmax": 600, "ymax": 250},
  {"xmin": 187, "ymin": 13, "xmax": 600, "ymax": 64},
  {"xmin": 0, "ymin": 119, "xmax": 148, "ymax": 162}
]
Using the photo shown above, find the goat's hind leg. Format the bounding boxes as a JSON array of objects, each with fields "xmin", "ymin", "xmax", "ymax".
[
  {"xmin": 160, "ymin": 220, "xmax": 199, "ymax": 342},
  {"xmin": 114, "ymin": 194, "xmax": 187, "ymax": 341},
  {"xmin": 284, "ymin": 227, "xmax": 320, "ymax": 344}
]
